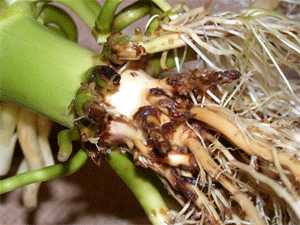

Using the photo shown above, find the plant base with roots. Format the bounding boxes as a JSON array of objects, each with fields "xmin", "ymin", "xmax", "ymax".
[
  {"xmin": 73, "ymin": 62, "xmax": 300, "ymax": 224},
  {"xmin": 1, "ymin": 1, "xmax": 300, "ymax": 224}
]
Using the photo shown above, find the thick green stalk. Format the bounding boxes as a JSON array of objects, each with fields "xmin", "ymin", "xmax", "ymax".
[{"xmin": 0, "ymin": 12, "xmax": 99, "ymax": 127}]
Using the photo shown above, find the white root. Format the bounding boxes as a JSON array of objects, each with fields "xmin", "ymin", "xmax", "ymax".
[
  {"xmin": 154, "ymin": 4, "xmax": 300, "ymax": 107},
  {"xmin": 21, "ymin": 115, "xmax": 55, "ymax": 208},
  {"xmin": 162, "ymin": 24, "xmax": 238, "ymax": 56},
  {"xmin": 231, "ymin": 160, "xmax": 300, "ymax": 222},
  {"xmin": 0, "ymin": 103, "xmax": 19, "ymax": 175},
  {"xmin": 17, "ymin": 108, "xmax": 46, "ymax": 208},
  {"xmin": 37, "ymin": 115, "xmax": 54, "ymax": 167}
]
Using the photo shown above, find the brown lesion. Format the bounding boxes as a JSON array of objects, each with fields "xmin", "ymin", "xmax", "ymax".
[
  {"xmin": 133, "ymin": 106, "xmax": 171, "ymax": 156},
  {"xmin": 130, "ymin": 71, "xmax": 138, "ymax": 77},
  {"xmin": 132, "ymin": 105, "xmax": 199, "ymax": 171},
  {"xmin": 148, "ymin": 88, "xmax": 193, "ymax": 121},
  {"xmin": 170, "ymin": 168, "xmax": 198, "ymax": 201},
  {"xmin": 166, "ymin": 69, "xmax": 241, "ymax": 96},
  {"xmin": 106, "ymin": 32, "xmax": 146, "ymax": 65}
]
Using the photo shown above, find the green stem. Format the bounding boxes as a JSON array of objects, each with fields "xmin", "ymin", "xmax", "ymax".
[
  {"xmin": 0, "ymin": 149, "xmax": 89, "ymax": 194},
  {"xmin": 111, "ymin": 0, "xmax": 152, "ymax": 32},
  {"xmin": 0, "ymin": 12, "xmax": 99, "ymax": 127},
  {"xmin": 54, "ymin": 0, "xmax": 101, "ymax": 30},
  {"xmin": 82, "ymin": 0, "xmax": 103, "ymax": 16},
  {"xmin": 57, "ymin": 129, "xmax": 80, "ymax": 162},
  {"xmin": 37, "ymin": 4, "xmax": 78, "ymax": 42},
  {"xmin": 107, "ymin": 152, "xmax": 173, "ymax": 225},
  {"xmin": 147, "ymin": 46, "xmax": 198, "ymax": 76},
  {"xmin": 95, "ymin": 0, "xmax": 124, "ymax": 32},
  {"xmin": 151, "ymin": 0, "xmax": 172, "ymax": 12}
]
